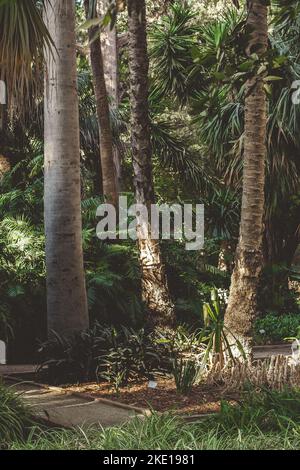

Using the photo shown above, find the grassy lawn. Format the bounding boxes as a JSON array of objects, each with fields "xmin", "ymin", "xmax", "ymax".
[{"xmin": 8, "ymin": 414, "xmax": 300, "ymax": 451}]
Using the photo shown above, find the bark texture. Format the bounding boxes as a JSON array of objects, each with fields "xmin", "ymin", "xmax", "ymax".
[
  {"xmin": 44, "ymin": 0, "xmax": 89, "ymax": 336},
  {"xmin": 224, "ymin": 0, "xmax": 268, "ymax": 354},
  {"xmin": 127, "ymin": 0, "xmax": 174, "ymax": 328},
  {"xmin": 0, "ymin": 154, "xmax": 10, "ymax": 181},
  {"xmin": 84, "ymin": 0, "xmax": 118, "ymax": 206},
  {"xmin": 218, "ymin": 240, "xmax": 234, "ymax": 273},
  {"xmin": 98, "ymin": 0, "xmax": 119, "ymax": 102},
  {"xmin": 98, "ymin": 0, "xmax": 122, "ymax": 190}
]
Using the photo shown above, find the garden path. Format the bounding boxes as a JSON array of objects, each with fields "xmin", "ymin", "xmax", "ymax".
[{"xmin": 1, "ymin": 376, "xmax": 144, "ymax": 429}]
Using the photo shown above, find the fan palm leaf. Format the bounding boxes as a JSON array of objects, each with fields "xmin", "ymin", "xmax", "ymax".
[{"xmin": 0, "ymin": 0, "xmax": 53, "ymax": 111}]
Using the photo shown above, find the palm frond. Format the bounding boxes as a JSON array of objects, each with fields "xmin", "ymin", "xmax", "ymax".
[
  {"xmin": 0, "ymin": 0, "xmax": 53, "ymax": 112},
  {"xmin": 149, "ymin": 1, "xmax": 199, "ymax": 104}
]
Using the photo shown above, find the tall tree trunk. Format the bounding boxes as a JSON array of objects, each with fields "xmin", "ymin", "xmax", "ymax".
[
  {"xmin": 224, "ymin": 0, "xmax": 268, "ymax": 354},
  {"xmin": 84, "ymin": 0, "xmax": 118, "ymax": 206},
  {"xmin": 98, "ymin": 0, "xmax": 119, "ymax": 102},
  {"xmin": 44, "ymin": 0, "xmax": 89, "ymax": 336},
  {"xmin": 127, "ymin": 0, "xmax": 174, "ymax": 328},
  {"xmin": 98, "ymin": 0, "xmax": 122, "ymax": 190},
  {"xmin": 0, "ymin": 154, "xmax": 10, "ymax": 181}
]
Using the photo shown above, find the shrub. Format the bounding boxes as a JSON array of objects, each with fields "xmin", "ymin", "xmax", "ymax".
[
  {"xmin": 154, "ymin": 325, "xmax": 204, "ymax": 359},
  {"xmin": 172, "ymin": 357, "xmax": 203, "ymax": 394},
  {"xmin": 254, "ymin": 313, "xmax": 300, "ymax": 344},
  {"xmin": 202, "ymin": 289, "xmax": 245, "ymax": 364},
  {"xmin": 37, "ymin": 324, "xmax": 105, "ymax": 384},
  {"xmin": 0, "ymin": 382, "xmax": 32, "ymax": 448},
  {"xmin": 204, "ymin": 387, "xmax": 300, "ymax": 433},
  {"xmin": 38, "ymin": 325, "xmax": 162, "ymax": 386},
  {"xmin": 98, "ymin": 327, "xmax": 162, "ymax": 391}
]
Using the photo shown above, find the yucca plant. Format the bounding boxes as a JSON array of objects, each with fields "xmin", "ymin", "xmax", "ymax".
[
  {"xmin": 149, "ymin": 1, "xmax": 200, "ymax": 103},
  {"xmin": 202, "ymin": 289, "xmax": 245, "ymax": 366}
]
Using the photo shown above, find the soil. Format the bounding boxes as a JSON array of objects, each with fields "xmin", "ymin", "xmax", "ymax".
[{"xmin": 63, "ymin": 377, "xmax": 240, "ymax": 416}]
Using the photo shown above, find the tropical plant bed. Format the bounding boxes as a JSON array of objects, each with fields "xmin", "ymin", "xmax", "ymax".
[{"xmin": 62, "ymin": 377, "xmax": 239, "ymax": 416}]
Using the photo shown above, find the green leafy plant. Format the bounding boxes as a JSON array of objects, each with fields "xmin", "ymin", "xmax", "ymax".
[
  {"xmin": 172, "ymin": 357, "xmax": 202, "ymax": 395},
  {"xmin": 0, "ymin": 382, "xmax": 32, "ymax": 448},
  {"xmin": 38, "ymin": 325, "xmax": 162, "ymax": 387},
  {"xmin": 154, "ymin": 325, "xmax": 207, "ymax": 374},
  {"xmin": 202, "ymin": 289, "xmax": 245, "ymax": 365},
  {"xmin": 98, "ymin": 327, "xmax": 162, "ymax": 390},
  {"xmin": 254, "ymin": 313, "xmax": 300, "ymax": 345},
  {"xmin": 37, "ymin": 325, "xmax": 105, "ymax": 384},
  {"xmin": 205, "ymin": 387, "xmax": 300, "ymax": 433}
]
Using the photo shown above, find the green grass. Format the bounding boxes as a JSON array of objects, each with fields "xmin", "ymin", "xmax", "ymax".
[
  {"xmin": 4, "ymin": 386, "xmax": 300, "ymax": 450},
  {"xmin": 0, "ymin": 382, "xmax": 33, "ymax": 448},
  {"xmin": 8, "ymin": 415, "xmax": 300, "ymax": 450}
]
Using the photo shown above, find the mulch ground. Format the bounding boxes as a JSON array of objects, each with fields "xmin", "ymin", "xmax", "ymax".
[{"xmin": 63, "ymin": 377, "xmax": 240, "ymax": 415}]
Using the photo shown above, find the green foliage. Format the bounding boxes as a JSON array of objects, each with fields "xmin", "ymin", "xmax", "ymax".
[
  {"xmin": 98, "ymin": 327, "xmax": 161, "ymax": 391},
  {"xmin": 1, "ymin": 0, "xmax": 299, "ymax": 371},
  {"xmin": 205, "ymin": 187, "xmax": 240, "ymax": 240},
  {"xmin": 172, "ymin": 357, "xmax": 202, "ymax": 395},
  {"xmin": 0, "ymin": 0, "xmax": 53, "ymax": 111},
  {"xmin": 0, "ymin": 147, "xmax": 227, "ymax": 346},
  {"xmin": 37, "ymin": 325, "xmax": 105, "ymax": 384},
  {"xmin": 0, "ymin": 158, "xmax": 144, "ymax": 343},
  {"xmin": 164, "ymin": 242, "xmax": 229, "ymax": 324},
  {"xmin": 150, "ymin": 1, "xmax": 300, "ymax": 271},
  {"xmin": 149, "ymin": 1, "xmax": 200, "ymax": 103},
  {"xmin": 38, "ymin": 325, "xmax": 161, "ymax": 386},
  {"xmin": 37, "ymin": 323, "xmax": 212, "ymax": 388},
  {"xmin": 155, "ymin": 324, "xmax": 204, "ymax": 355},
  {"xmin": 0, "ymin": 156, "xmax": 45, "ymax": 345},
  {"xmin": 205, "ymin": 387, "xmax": 300, "ymax": 433},
  {"xmin": 1, "ymin": 1, "xmax": 242, "ymax": 349},
  {"xmin": 254, "ymin": 313, "xmax": 300, "ymax": 344},
  {"xmin": 259, "ymin": 263, "xmax": 299, "ymax": 314},
  {"xmin": 202, "ymin": 289, "xmax": 245, "ymax": 363},
  {"xmin": 0, "ymin": 382, "xmax": 32, "ymax": 448}
]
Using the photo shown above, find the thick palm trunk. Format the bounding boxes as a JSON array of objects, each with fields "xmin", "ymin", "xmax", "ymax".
[
  {"xmin": 224, "ymin": 0, "xmax": 268, "ymax": 354},
  {"xmin": 44, "ymin": 0, "xmax": 89, "ymax": 336},
  {"xmin": 84, "ymin": 0, "xmax": 118, "ymax": 206},
  {"xmin": 127, "ymin": 0, "xmax": 174, "ymax": 328}
]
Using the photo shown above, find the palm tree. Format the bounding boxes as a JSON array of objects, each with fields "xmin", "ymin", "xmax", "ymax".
[
  {"xmin": 224, "ymin": 0, "xmax": 269, "ymax": 354},
  {"xmin": 186, "ymin": 5, "xmax": 300, "ymax": 267},
  {"xmin": 98, "ymin": 0, "xmax": 122, "ymax": 189},
  {"xmin": 84, "ymin": 0, "xmax": 118, "ymax": 205},
  {"xmin": 98, "ymin": 0, "xmax": 119, "ymax": 101},
  {"xmin": 127, "ymin": 0, "xmax": 175, "ymax": 328},
  {"xmin": 0, "ymin": 0, "xmax": 52, "ymax": 112},
  {"xmin": 44, "ymin": 0, "xmax": 89, "ymax": 335}
]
